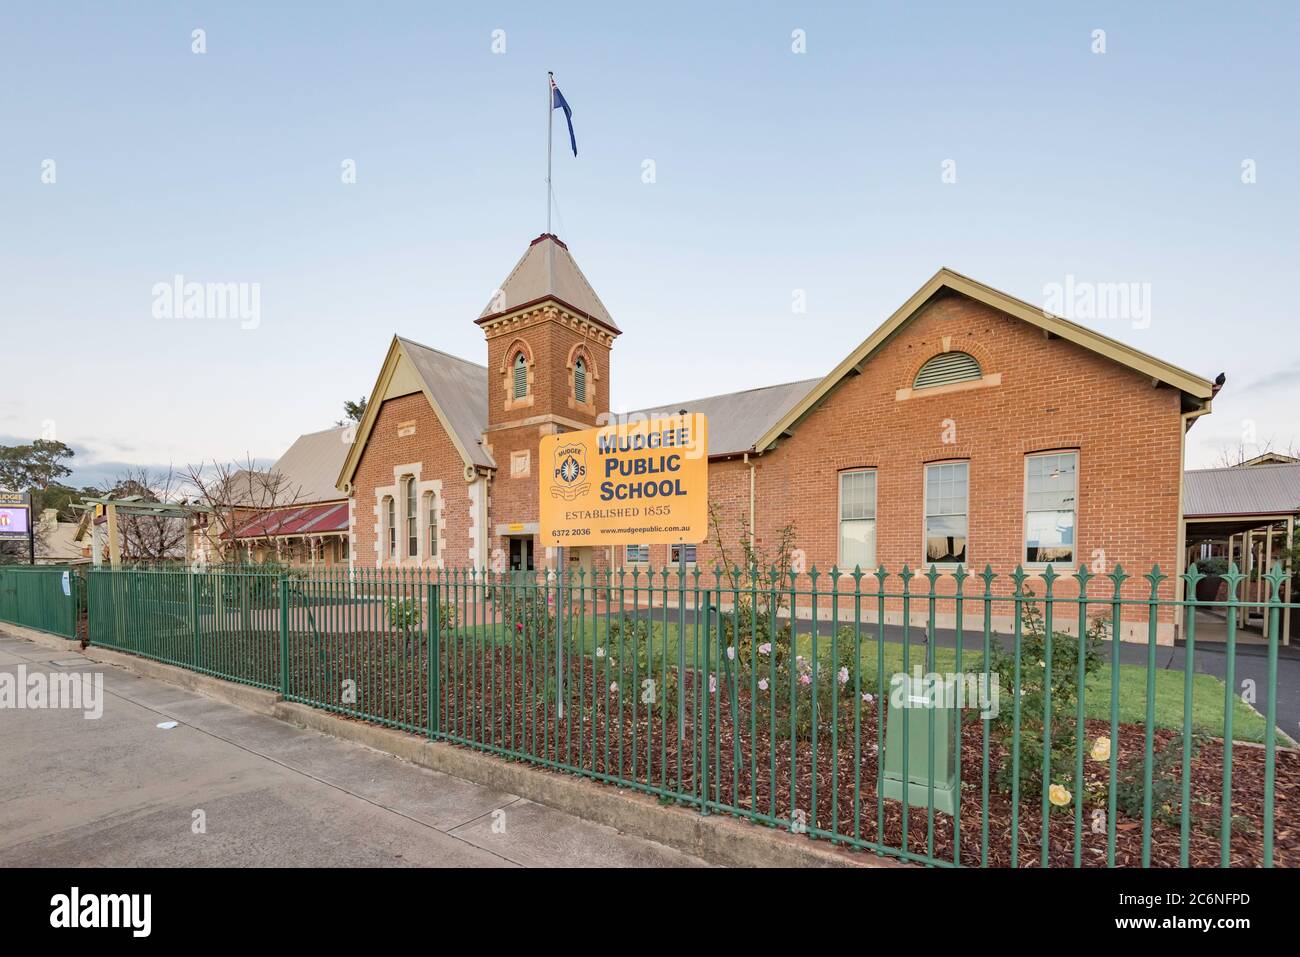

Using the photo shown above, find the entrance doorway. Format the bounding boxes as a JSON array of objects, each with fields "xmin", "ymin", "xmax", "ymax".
[{"xmin": 508, "ymin": 536, "xmax": 534, "ymax": 572}]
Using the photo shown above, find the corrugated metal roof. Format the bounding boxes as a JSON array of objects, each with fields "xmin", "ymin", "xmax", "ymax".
[
  {"xmin": 397, "ymin": 337, "xmax": 494, "ymax": 469},
  {"xmin": 1184, "ymin": 462, "xmax": 1300, "ymax": 517},
  {"xmin": 477, "ymin": 234, "xmax": 619, "ymax": 333},
  {"xmin": 271, "ymin": 426, "xmax": 352, "ymax": 503},
  {"xmin": 635, "ymin": 379, "xmax": 820, "ymax": 457},
  {"xmin": 227, "ymin": 502, "xmax": 349, "ymax": 540}
]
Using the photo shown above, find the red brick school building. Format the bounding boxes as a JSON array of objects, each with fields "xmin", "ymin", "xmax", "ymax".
[{"xmin": 234, "ymin": 233, "xmax": 1230, "ymax": 642}]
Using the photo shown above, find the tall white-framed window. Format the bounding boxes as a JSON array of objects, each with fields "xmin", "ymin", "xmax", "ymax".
[
  {"xmin": 384, "ymin": 496, "xmax": 396, "ymax": 560},
  {"xmin": 924, "ymin": 462, "xmax": 968, "ymax": 565},
  {"xmin": 838, "ymin": 469, "xmax": 877, "ymax": 570},
  {"xmin": 625, "ymin": 544, "xmax": 650, "ymax": 564},
  {"xmin": 403, "ymin": 476, "xmax": 417, "ymax": 559},
  {"xmin": 424, "ymin": 491, "xmax": 438, "ymax": 559},
  {"xmin": 1024, "ymin": 451, "xmax": 1078, "ymax": 565},
  {"xmin": 669, "ymin": 543, "xmax": 697, "ymax": 565}
]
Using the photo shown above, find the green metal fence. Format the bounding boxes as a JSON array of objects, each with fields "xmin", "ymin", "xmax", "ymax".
[
  {"xmin": 82, "ymin": 561, "xmax": 1295, "ymax": 868},
  {"xmin": 0, "ymin": 564, "xmax": 84, "ymax": 638}
]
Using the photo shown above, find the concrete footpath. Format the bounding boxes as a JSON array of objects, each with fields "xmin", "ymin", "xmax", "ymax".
[{"xmin": 0, "ymin": 631, "xmax": 707, "ymax": 868}]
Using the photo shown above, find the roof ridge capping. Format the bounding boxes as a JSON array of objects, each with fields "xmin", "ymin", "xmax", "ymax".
[{"xmin": 754, "ymin": 267, "xmax": 1216, "ymax": 454}]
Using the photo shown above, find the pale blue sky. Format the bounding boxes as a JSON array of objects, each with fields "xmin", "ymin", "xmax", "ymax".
[{"xmin": 2, "ymin": 1, "xmax": 1297, "ymax": 486}]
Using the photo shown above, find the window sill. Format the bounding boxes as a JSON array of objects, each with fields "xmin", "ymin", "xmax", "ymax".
[{"xmin": 896, "ymin": 373, "xmax": 1001, "ymax": 402}]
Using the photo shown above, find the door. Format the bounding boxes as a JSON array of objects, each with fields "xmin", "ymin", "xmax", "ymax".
[{"xmin": 508, "ymin": 536, "xmax": 534, "ymax": 572}]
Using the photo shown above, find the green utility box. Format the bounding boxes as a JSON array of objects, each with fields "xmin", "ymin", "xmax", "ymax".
[{"xmin": 879, "ymin": 675, "xmax": 959, "ymax": 815}]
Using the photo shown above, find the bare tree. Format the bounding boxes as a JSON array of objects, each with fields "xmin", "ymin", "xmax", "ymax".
[
  {"xmin": 184, "ymin": 455, "xmax": 304, "ymax": 563},
  {"xmin": 1215, "ymin": 437, "xmax": 1300, "ymax": 468}
]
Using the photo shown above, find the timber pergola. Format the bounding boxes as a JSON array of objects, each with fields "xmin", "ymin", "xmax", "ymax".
[
  {"xmin": 75, "ymin": 496, "xmax": 212, "ymax": 568},
  {"xmin": 1184, "ymin": 513, "xmax": 1294, "ymax": 644}
]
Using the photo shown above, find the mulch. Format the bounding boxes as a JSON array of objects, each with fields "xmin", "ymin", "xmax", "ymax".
[
  {"xmin": 212, "ymin": 627, "xmax": 1300, "ymax": 867},
  {"xmin": 429, "ymin": 641, "xmax": 1299, "ymax": 868}
]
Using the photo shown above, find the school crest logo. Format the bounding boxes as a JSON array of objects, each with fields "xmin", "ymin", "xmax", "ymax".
[{"xmin": 550, "ymin": 441, "xmax": 589, "ymax": 500}]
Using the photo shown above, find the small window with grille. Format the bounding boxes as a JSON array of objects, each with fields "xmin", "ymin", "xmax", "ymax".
[
  {"xmin": 913, "ymin": 352, "xmax": 982, "ymax": 390},
  {"xmin": 513, "ymin": 352, "xmax": 528, "ymax": 399},
  {"xmin": 574, "ymin": 356, "xmax": 587, "ymax": 403}
]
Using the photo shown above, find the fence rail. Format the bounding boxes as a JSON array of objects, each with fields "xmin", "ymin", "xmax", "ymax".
[
  {"xmin": 65, "ymin": 561, "xmax": 1300, "ymax": 867},
  {"xmin": 0, "ymin": 564, "xmax": 84, "ymax": 638}
]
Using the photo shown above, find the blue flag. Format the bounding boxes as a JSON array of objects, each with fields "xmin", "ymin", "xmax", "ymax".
[{"xmin": 549, "ymin": 74, "xmax": 577, "ymax": 157}]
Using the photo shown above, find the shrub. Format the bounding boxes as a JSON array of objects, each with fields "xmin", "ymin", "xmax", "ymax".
[
  {"xmin": 987, "ymin": 587, "xmax": 1107, "ymax": 803},
  {"xmin": 387, "ymin": 597, "xmax": 422, "ymax": 635},
  {"xmin": 1116, "ymin": 731, "xmax": 1207, "ymax": 827},
  {"xmin": 603, "ymin": 615, "xmax": 679, "ymax": 717},
  {"xmin": 740, "ymin": 625, "xmax": 859, "ymax": 742}
]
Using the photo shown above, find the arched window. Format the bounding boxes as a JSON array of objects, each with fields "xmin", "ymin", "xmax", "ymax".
[
  {"xmin": 384, "ymin": 496, "xmax": 396, "ymax": 559},
  {"xmin": 403, "ymin": 476, "xmax": 418, "ymax": 559},
  {"xmin": 913, "ymin": 351, "xmax": 982, "ymax": 389},
  {"xmin": 513, "ymin": 352, "xmax": 528, "ymax": 399},
  {"xmin": 574, "ymin": 356, "xmax": 587, "ymax": 403},
  {"xmin": 424, "ymin": 491, "xmax": 438, "ymax": 558}
]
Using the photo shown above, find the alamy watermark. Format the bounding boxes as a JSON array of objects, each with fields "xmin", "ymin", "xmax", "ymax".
[
  {"xmin": 1042, "ymin": 274, "xmax": 1151, "ymax": 329},
  {"xmin": 152, "ymin": 274, "xmax": 261, "ymax": 330},
  {"xmin": 889, "ymin": 667, "xmax": 1000, "ymax": 719},
  {"xmin": 50, "ymin": 887, "xmax": 151, "ymax": 937},
  {"xmin": 0, "ymin": 665, "xmax": 103, "ymax": 719}
]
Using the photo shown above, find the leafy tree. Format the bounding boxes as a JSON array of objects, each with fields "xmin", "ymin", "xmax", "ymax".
[
  {"xmin": 31, "ymin": 481, "xmax": 98, "ymax": 521},
  {"xmin": 0, "ymin": 439, "xmax": 75, "ymax": 492},
  {"xmin": 334, "ymin": 396, "xmax": 367, "ymax": 427}
]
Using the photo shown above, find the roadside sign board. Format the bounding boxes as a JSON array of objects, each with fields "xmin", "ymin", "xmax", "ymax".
[
  {"xmin": 539, "ymin": 413, "xmax": 708, "ymax": 548},
  {"xmin": 0, "ymin": 491, "xmax": 31, "ymax": 542}
]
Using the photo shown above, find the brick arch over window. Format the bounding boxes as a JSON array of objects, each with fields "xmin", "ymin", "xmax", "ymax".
[
  {"xmin": 902, "ymin": 338, "xmax": 996, "ymax": 390},
  {"xmin": 565, "ymin": 342, "xmax": 599, "ymax": 411},
  {"xmin": 500, "ymin": 337, "xmax": 536, "ymax": 411}
]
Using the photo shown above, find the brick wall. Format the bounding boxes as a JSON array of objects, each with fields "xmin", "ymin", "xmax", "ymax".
[
  {"xmin": 350, "ymin": 392, "xmax": 474, "ymax": 569},
  {"xmin": 480, "ymin": 303, "xmax": 617, "ymax": 571},
  {"xmin": 631, "ymin": 292, "xmax": 1186, "ymax": 640}
]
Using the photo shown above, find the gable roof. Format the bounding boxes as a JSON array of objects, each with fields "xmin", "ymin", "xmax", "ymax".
[
  {"xmin": 476, "ymin": 233, "xmax": 619, "ymax": 334},
  {"xmin": 397, "ymin": 337, "xmax": 492, "ymax": 468},
  {"xmin": 636, "ymin": 378, "xmax": 820, "ymax": 458},
  {"xmin": 1184, "ymin": 462, "xmax": 1300, "ymax": 518},
  {"xmin": 336, "ymin": 337, "xmax": 492, "ymax": 491},
  {"xmin": 755, "ymin": 268, "xmax": 1216, "ymax": 453},
  {"xmin": 271, "ymin": 426, "xmax": 351, "ymax": 503}
]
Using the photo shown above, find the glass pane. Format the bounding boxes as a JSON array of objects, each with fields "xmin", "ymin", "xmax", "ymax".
[
  {"xmin": 925, "ymin": 462, "xmax": 968, "ymax": 516},
  {"xmin": 1027, "ymin": 453, "xmax": 1077, "ymax": 511},
  {"xmin": 840, "ymin": 519, "xmax": 876, "ymax": 569},
  {"xmin": 925, "ymin": 513, "xmax": 967, "ymax": 563},
  {"xmin": 1026, "ymin": 509, "xmax": 1074, "ymax": 563},
  {"xmin": 840, "ymin": 470, "xmax": 876, "ymax": 520}
]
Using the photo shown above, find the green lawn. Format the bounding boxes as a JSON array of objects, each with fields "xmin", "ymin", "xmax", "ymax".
[{"xmin": 452, "ymin": 616, "xmax": 1273, "ymax": 744}]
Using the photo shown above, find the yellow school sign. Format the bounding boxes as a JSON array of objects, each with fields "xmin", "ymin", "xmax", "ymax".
[{"xmin": 539, "ymin": 414, "xmax": 708, "ymax": 547}]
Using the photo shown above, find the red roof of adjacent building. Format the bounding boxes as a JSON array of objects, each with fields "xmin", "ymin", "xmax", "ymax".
[{"xmin": 226, "ymin": 502, "xmax": 348, "ymax": 540}]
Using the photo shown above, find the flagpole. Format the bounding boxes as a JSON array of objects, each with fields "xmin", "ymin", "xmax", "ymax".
[{"xmin": 546, "ymin": 72, "xmax": 554, "ymax": 234}]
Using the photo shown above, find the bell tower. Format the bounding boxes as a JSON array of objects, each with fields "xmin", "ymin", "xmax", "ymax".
[{"xmin": 476, "ymin": 233, "xmax": 619, "ymax": 569}]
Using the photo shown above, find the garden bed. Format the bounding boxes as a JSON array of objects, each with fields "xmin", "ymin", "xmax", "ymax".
[{"xmin": 279, "ymin": 630, "xmax": 1298, "ymax": 868}]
